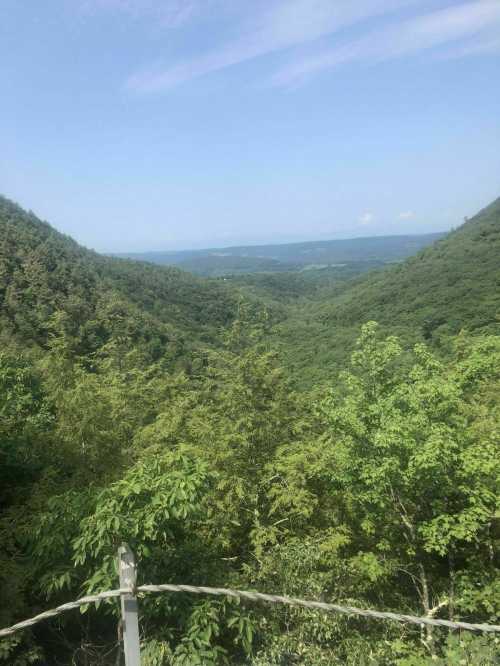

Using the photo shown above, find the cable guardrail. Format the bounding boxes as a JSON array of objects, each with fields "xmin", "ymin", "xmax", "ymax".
[{"xmin": 2, "ymin": 544, "xmax": 499, "ymax": 663}]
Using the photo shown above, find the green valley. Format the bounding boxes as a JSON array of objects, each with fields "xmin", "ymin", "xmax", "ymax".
[{"xmin": 1, "ymin": 195, "xmax": 499, "ymax": 665}]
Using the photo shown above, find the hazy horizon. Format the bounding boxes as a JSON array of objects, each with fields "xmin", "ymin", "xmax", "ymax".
[
  {"xmin": 111, "ymin": 228, "xmax": 447, "ymax": 256},
  {"xmin": 5, "ymin": 183, "xmax": 486, "ymax": 256}
]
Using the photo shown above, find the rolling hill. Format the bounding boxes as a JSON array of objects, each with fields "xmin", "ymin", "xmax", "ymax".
[
  {"xmin": 275, "ymin": 196, "xmax": 500, "ymax": 385},
  {"xmin": 327, "ymin": 196, "xmax": 500, "ymax": 338},
  {"xmin": 0, "ymin": 196, "xmax": 237, "ymax": 362},
  {"xmin": 116, "ymin": 231, "xmax": 445, "ymax": 276}
]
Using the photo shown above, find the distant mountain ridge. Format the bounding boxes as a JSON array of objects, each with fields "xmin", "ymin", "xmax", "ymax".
[{"xmin": 115, "ymin": 231, "xmax": 446, "ymax": 276}]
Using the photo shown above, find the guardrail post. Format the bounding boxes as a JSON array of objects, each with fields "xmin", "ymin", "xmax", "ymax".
[{"xmin": 118, "ymin": 543, "xmax": 141, "ymax": 665}]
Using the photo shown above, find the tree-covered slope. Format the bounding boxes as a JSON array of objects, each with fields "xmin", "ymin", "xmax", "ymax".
[
  {"xmin": 0, "ymin": 196, "xmax": 237, "ymax": 360},
  {"xmin": 275, "ymin": 197, "xmax": 500, "ymax": 386},
  {"xmin": 327, "ymin": 197, "xmax": 500, "ymax": 339}
]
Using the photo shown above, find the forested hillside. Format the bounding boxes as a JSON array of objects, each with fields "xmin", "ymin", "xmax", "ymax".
[
  {"xmin": 1, "ymin": 196, "xmax": 499, "ymax": 665},
  {"xmin": 0, "ymin": 196, "xmax": 237, "ymax": 363},
  {"xmin": 327, "ymin": 197, "xmax": 500, "ymax": 338},
  {"xmin": 273, "ymin": 197, "xmax": 500, "ymax": 386}
]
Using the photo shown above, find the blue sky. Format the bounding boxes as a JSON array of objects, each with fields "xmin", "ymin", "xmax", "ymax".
[{"xmin": 1, "ymin": 0, "xmax": 499, "ymax": 251}]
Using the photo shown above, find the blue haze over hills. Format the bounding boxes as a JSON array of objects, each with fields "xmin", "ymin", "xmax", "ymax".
[{"xmin": 115, "ymin": 231, "xmax": 446, "ymax": 276}]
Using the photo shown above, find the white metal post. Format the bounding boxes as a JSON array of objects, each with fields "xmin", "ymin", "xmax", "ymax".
[{"xmin": 118, "ymin": 543, "xmax": 141, "ymax": 666}]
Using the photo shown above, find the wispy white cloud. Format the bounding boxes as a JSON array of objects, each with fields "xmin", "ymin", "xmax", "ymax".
[
  {"xmin": 359, "ymin": 211, "xmax": 375, "ymax": 225},
  {"xmin": 271, "ymin": 0, "xmax": 500, "ymax": 87},
  {"xmin": 399, "ymin": 210, "xmax": 415, "ymax": 219},
  {"xmin": 88, "ymin": 0, "xmax": 500, "ymax": 93},
  {"xmin": 125, "ymin": 0, "xmax": 413, "ymax": 92},
  {"xmin": 79, "ymin": 0, "xmax": 205, "ymax": 27}
]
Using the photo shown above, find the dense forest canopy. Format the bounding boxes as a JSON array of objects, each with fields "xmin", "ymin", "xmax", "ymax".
[
  {"xmin": 0, "ymin": 195, "xmax": 499, "ymax": 665},
  {"xmin": 0, "ymin": 196, "xmax": 238, "ymax": 362}
]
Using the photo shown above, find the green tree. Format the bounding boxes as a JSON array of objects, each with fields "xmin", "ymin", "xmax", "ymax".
[{"xmin": 262, "ymin": 324, "xmax": 500, "ymax": 662}]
